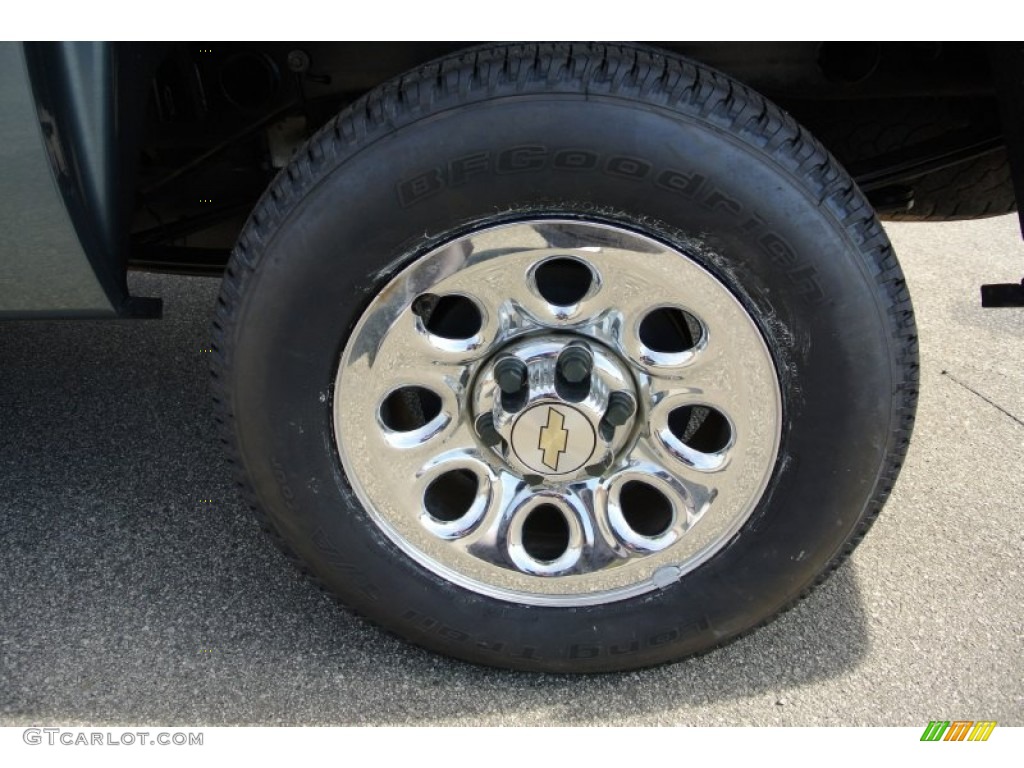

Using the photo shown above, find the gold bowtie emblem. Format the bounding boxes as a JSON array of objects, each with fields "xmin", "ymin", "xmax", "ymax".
[{"xmin": 537, "ymin": 407, "xmax": 569, "ymax": 471}]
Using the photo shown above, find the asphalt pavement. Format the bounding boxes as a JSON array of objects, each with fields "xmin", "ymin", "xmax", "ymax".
[{"xmin": 1, "ymin": 216, "xmax": 1022, "ymax": 726}]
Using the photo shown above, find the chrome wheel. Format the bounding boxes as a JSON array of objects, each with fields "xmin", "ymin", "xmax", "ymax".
[{"xmin": 334, "ymin": 219, "xmax": 782, "ymax": 606}]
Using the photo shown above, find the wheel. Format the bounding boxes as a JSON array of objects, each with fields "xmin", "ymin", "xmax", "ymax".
[{"xmin": 211, "ymin": 43, "xmax": 919, "ymax": 672}]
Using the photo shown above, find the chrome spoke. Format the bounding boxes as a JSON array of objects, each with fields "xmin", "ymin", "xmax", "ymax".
[
  {"xmin": 628, "ymin": 439, "xmax": 720, "ymax": 512},
  {"xmin": 379, "ymin": 420, "xmax": 480, "ymax": 499},
  {"xmin": 646, "ymin": 343, "xmax": 736, "ymax": 412}
]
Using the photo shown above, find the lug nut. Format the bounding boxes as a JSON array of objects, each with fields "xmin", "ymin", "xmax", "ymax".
[
  {"xmin": 494, "ymin": 357, "xmax": 528, "ymax": 395},
  {"xmin": 604, "ymin": 391, "xmax": 636, "ymax": 427},
  {"xmin": 475, "ymin": 413, "xmax": 502, "ymax": 446},
  {"xmin": 557, "ymin": 343, "xmax": 593, "ymax": 384},
  {"xmin": 599, "ymin": 391, "xmax": 637, "ymax": 440}
]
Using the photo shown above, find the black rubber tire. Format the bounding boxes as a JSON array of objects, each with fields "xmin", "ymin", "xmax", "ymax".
[
  {"xmin": 799, "ymin": 98, "xmax": 1016, "ymax": 221},
  {"xmin": 883, "ymin": 149, "xmax": 1017, "ymax": 221},
  {"xmin": 211, "ymin": 43, "xmax": 919, "ymax": 673}
]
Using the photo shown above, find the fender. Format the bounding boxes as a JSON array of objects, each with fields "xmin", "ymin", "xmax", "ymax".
[{"xmin": 0, "ymin": 42, "xmax": 159, "ymax": 318}]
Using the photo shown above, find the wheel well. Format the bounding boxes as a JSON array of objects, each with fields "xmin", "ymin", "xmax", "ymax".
[{"xmin": 126, "ymin": 41, "xmax": 1009, "ymax": 274}]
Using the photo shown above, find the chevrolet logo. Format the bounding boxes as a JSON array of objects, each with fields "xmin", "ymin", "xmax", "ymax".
[{"xmin": 537, "ymin": 407, "xmax": 569, "ymax": 471}]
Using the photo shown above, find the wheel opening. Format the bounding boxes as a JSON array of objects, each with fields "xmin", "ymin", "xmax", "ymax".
[
  {"xmin": 379, "ymin": 386, "xmax": 442, "ymax": 432},
  {"xmin": 668, "ymin": 405, "xmax": 731, "ymax": 454},
  {"xmin": 521, "ymin": 504, "xmax": 571, "ymax": 562},
  {"xmin": 424, "ymin": 469, "xmax": 478, "ymax": 522},
  {"xmin": 534, "ymin": 257, "xmax": 594, "ymax": 305},
  {"xmin": 412, "ymin": 293, "xmax": 483, "ymax": 340},
  {"xmin": 639, "ymin": 307, "xmax": 703, "ymax": 353},
  {"xmin": 619, "ymin": 481, "xmax": 674, "ymax": 537}
]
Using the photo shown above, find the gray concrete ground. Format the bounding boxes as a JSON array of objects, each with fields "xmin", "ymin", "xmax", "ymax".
[{"xmin": 1, "ymin": 216, "xmax": 1022, "ymax": 726}]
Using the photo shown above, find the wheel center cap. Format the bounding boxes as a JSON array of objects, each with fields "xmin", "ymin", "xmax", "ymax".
[
  {"xmin": 472, "ymin": 335, "xmax": 638, "ymax": 483},
  {"xmin": 511, "ymin": 404, "xmax": 596, "ymax": 475}
]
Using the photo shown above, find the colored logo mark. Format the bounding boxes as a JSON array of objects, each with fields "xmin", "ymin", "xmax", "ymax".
[
  {"xmin": 920, "ymin": 720, "xmax": 997, "ymax": 741},
  {"xmin": 537, "ymin": 407, "xmax": 569, "ymax": 471}
]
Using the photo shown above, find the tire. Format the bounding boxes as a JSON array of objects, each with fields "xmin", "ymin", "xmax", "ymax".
[
  {"xmin": 882, "ymin": 149, "xmax": 1017, "ymax": 221},
  {"xmin": 211, "ymin": 43, "xmax": 919, "ymax": 673},
  {"xmin": 799, "ymin": 98, "xmax": 1017, "ymax": 221}
]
